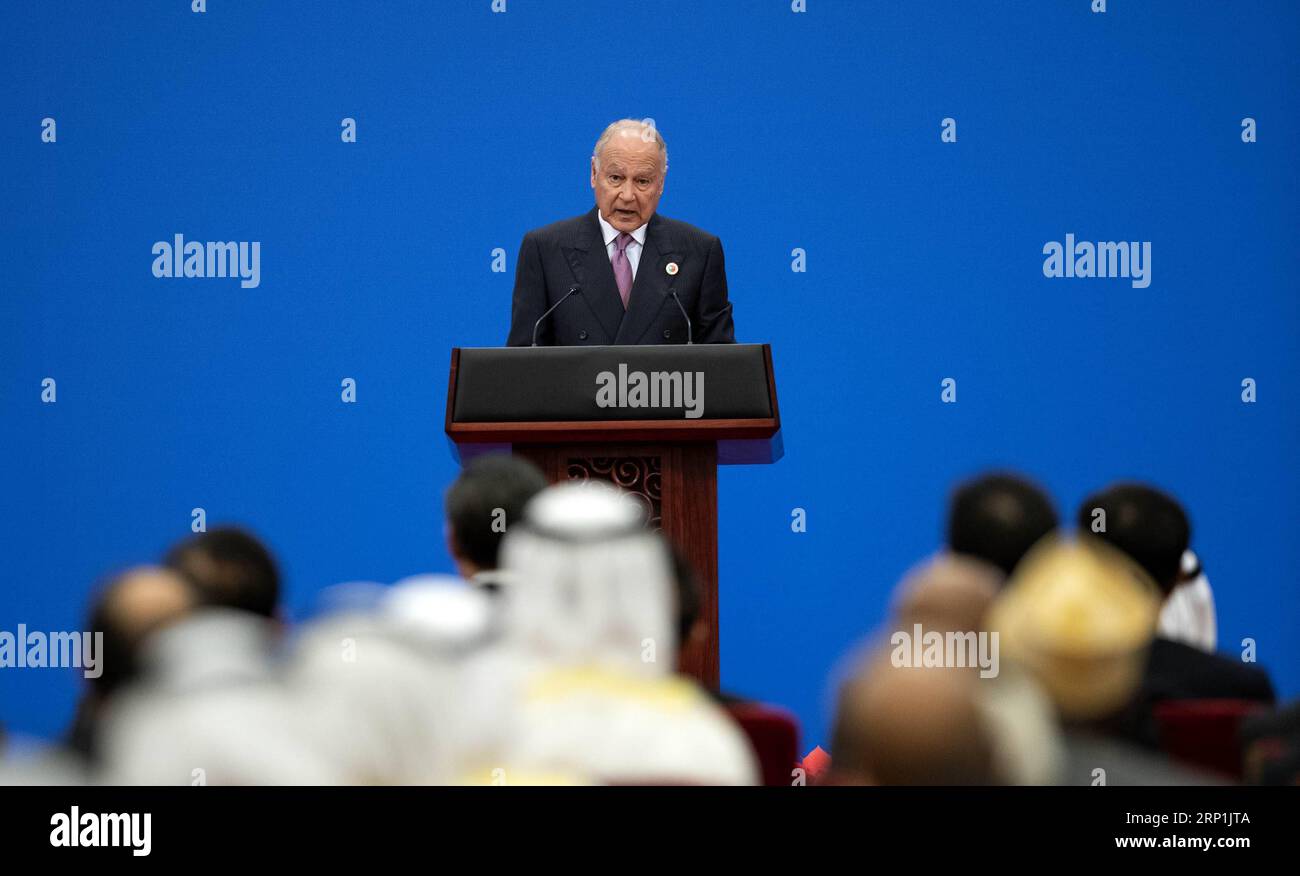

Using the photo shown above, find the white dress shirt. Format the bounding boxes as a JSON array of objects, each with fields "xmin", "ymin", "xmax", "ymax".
[{"xmin": 597, "ymin": 212, "xmax": 647, "ymax": 281}]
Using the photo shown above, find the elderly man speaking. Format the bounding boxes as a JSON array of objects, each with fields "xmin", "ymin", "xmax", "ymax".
[{"xmin": 506, "ymin": 120, "xmax": 735, "ymax": 346}]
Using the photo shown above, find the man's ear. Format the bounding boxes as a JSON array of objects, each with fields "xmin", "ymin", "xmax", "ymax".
[
  {"xmin": 687, "ymin": 617, "xmax": 707, "ymax": 647},
  {"xmin": 590, "ymin": 157, "xmax": 598, "ymax": 189}
]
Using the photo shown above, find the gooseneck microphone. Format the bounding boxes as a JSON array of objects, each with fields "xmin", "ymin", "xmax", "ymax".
[
  {"xmin": 532, "ymin": 285, "xmax": 581, "ymax": 347},
  {"xmin": 669, "ymin": 289, "xmax": 693, "ymax": 345}
]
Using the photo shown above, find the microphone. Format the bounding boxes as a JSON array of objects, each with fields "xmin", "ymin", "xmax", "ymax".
[
  {"xmin": 532, "ymin": 285, "xmax": 581, "ymax": 347},
  {"xmin": 669, "ymin": 289, "xmax": 693, "ymax": 345}
]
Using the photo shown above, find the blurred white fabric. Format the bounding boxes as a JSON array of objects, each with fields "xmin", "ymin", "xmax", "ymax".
[
  {"xmin": 286, "ymin": 576, "xmax": 495, "ymax": 785},
  {"xmin": 499, "ymin": 484, "xmax": 675, "ymax": 675},
  {"xmin": 0, "ymin": 736, "xmax": 89, "ymax": 786},
  {"xmin": 1157, "ymin": 550, "xmax": 1217, "ymax": 652},
  {"xmin": 454, "ymin": 482, "xmax": 757, "ymax": 785},
  {"xmin": 99, "ymin": 609, "xmax": 343, "ymax": 785},
  {"xmin": 98, "ymin": 484, "xmax": 758, "ymax": 786},
  {"xmin": 974, "ymin": 664, "xmax": 1065, "ymax": 785}
]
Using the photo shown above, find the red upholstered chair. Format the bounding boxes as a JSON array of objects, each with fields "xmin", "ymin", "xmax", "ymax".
[
  {"xmin": 1152, "ymin": 699, "xmax": 1270, "ymax": 781},
  {"xmin": 726, "ymin": 703, "xmax": 800, "ymax": 787}
]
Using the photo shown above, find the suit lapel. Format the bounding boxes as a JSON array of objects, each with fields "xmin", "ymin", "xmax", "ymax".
[
  {"xmin": 614, "ymin": 215, "xmax": 678, "ymax": 345},
  {"xmin": 561, "ymin": 208, "xmax": 624, "ymax": 343}
]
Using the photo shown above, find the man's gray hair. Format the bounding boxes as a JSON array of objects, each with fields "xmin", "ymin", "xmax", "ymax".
[{"xmin": 592, "ymin": 119, "xmax": 668, "ymax": 172}]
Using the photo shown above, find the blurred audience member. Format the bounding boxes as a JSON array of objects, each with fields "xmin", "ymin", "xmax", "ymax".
[
  {"xmin": 890, "ymin": 553, "xmax": 1064, "ymax": 785},
  {"xmin": 458, "ymin": 482, "xmax": 757, "ymax": 784},
  {"xmin": 990, "ymin": 538, "xmax": 1217, "ymax": 783},
  {"xmin": 893, "ymin": 552, "xmax": 1003, "ymax": 632},
  {"xmin": 1077, "ymin": 484, "xmax": 1274, "ymax": 708},
  {"xmin": 670, "ymin": 545, "xmax": 705, "ymax": 672},
  {"xmin": 1241, "ymin": 700, "xmax": 1300, "ymax": 785},
  {"xmin": 165, "ymin": 526, "xmax": 281, "ymax": 619},
  {"xmin": 828, "ymin": 648, "xmax": 1000, "ymax": 785},
  {"xmin": 991, "ymin": 539, "xmax": 1160, "ymax": 723},
  {"xmin": 17, "ymin": 465, "xmax": 1285, "ymax": 789},
  {"xmin": 668, "ymin": 542, "xmax": 745, "ymax": 702},
  {"xmin": 947, "ymin": 472, "xmax": 1058, "ymax": 578},
  {"xmin": 99, "ymin": 608, "xmax": 340, "ymax": 784},
  {"xmin": 444, "ymin": 453, "xmax": 548, "ymax": 595},
  {"xmin": 287, "ymin": 575, "xmax": 496, "ymax": 784},
  {"xmin": 0, "ymin": 736, "xmax": 88, "ymax": 786},
  {"xmin": 65, "ymin": 566, "xmax": 197, "ymax": 763}
]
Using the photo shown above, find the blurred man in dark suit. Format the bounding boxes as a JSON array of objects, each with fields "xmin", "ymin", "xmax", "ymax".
[
  {"xmin": 1077, "ymin": 483, "xmax": 1275, "ymax": 710},
  {"xmin": 507, "ymin": 119, "xmax": 735, "ymax": 346}
]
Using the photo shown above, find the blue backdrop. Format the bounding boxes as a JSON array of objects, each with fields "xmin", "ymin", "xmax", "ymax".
[{"xmin": 3, "ymin": 0, "xmax": 1297, "ymax": 754}]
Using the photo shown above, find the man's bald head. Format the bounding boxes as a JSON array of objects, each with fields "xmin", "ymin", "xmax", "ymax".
[
  {"xmin": 88, "ymin": 566, "xmax": 197, "ymax": 694},
  {"xmin": 829, "ymin": 651, "xmax": 998, "ymax": 785},
  {"xmin": 892, "ymin": 553, "xmax": 1003, "ymax": 634}
]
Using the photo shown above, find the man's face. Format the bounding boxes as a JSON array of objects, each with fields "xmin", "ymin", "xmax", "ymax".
[{"xmin": 590, "ymin": 132, "xmax": 665, "ymax": 232}]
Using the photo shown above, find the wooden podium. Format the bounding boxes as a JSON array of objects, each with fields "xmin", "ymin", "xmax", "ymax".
[{"xmin": 445, "ymin": 343, "xmax": 781, "ymax": 687}]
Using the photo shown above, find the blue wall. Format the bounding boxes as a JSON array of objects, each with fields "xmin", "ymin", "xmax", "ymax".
[{"xmin": 3, "ymin": 0, "xmax": 1297, "ymax": 754}]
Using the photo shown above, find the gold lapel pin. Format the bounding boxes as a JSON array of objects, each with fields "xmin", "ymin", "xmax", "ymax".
[{"xmin": 665, "ymin": 262, "xmax": 679, "ymax": 276}]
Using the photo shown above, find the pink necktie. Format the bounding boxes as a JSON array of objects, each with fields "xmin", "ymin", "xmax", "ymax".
[{"xmin": 612, "ymin": 232, "xmax": 634, "ymax": 310}]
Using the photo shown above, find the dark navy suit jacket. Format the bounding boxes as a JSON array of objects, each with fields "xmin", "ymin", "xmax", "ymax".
[{"xmin": 507, "ymin": 208, "xmax": 735, "ymax": 346}]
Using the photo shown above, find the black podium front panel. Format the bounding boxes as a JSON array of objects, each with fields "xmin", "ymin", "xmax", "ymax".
[{"xmin": 451, "ymin": 344, "xmax": 774, "ymax": 423}]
